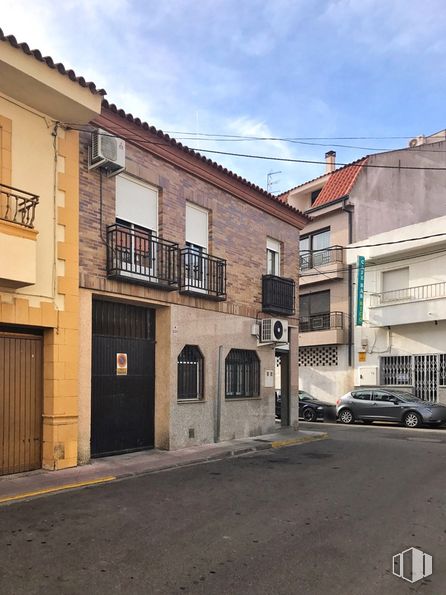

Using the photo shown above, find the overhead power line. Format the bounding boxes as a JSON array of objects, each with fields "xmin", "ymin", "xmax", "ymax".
[
  {"xmin": 300, "ymin": 245, "xmax": 446, "ymax": 278},
  {"xmin": 305, "ymin": 232, "xmax": 446, "ymax": 252},
  {"xmin": 69, "ymin": 126, "xmax": 446, "ymax": 173}
]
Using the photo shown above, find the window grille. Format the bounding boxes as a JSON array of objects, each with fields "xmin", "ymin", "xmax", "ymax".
[
  {"xmin": 177, "ymin": 345, "xmax": 204, "ymax": 400},
  {"xmin": 380, "ymin": 356, "xmax": 412, "ymax": 386},
  {"xmin": 440, "ymin": 354, "xmax": 446, "ymax": 387},
  {"xmin": 225, "ymin": 349, "xmax": 260, "ymax": 398}
]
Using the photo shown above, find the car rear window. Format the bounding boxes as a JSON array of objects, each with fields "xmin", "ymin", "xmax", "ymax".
[{"xmin": 351, "ymin": 391, "xmax": 371, "ymax": 401}]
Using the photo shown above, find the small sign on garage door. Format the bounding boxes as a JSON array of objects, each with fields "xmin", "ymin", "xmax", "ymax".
[{"xmin": 116, "ymin": 353, "xmax": 128, "ymax": 375}]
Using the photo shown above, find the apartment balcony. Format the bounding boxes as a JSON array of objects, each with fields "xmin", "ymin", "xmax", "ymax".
[
  {"xmin": 107, "ymin": 224, "xmax": 179, "ymax": 290},
  {"xmin": 369, "ymin": 281, "xmax": 446, "ymax": 326},
  {"xmin": 0, "ymin": 183, "xmax": 39, "ymax": 287},
  {"xmin": 299, "ymin": 311, "xmax": 347, "ymax": 346},
  {"xmin": 300, "ymin": 246, "xmax": 344, "ymax": 286},
  {"xmin": 262, "ymin": 274, "xmax": 295, "ymax": 316},
  {"xmin": 179, "ymin": 247, "xmax": 226, "ymax": 301}
]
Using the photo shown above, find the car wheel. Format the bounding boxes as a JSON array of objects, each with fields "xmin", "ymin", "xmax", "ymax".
[
  {"xmin": 403, "ymin": 411, "xmax": 421, "ymax": 428},
  {"xmin": 303, "ymin": 408, "xmax": 317, "ymax": 422},
  {"xmin": 338, "ymin": 408, "xmax": 355, "ymax": 424}
]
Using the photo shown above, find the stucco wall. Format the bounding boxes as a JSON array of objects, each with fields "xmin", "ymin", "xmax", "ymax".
[
  {"xmin": 299, "ymin": 345, "xmax": 353, "ymax": 403},
  {"xmin": 0, "ymin": 95, "xmax": 55, "ymax": 300},
  {"xmin": 169, "ymin": 306, "xmax": 278, "ymax": 449},
  {"xmin": 351, "ymin": 143, "xmax": 446, "ymax": 242}
]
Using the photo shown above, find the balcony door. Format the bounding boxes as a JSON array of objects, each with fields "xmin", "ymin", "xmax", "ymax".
[
  {"xmin": 185, "ymin": 203, "xmax": 208, "ymax": 293},
  {"xmin": 115, "ymin": 174, "xmax": 158, "ymax": 280},
  {"xmin": 300, "ymin": 290, "xmax": 330, "ymax": 331}
]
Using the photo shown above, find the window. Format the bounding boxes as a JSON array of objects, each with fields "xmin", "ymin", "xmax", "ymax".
[
  {"xmin": 186, "ymin": 203, "xmax": 208, "ymax": 250},
  {"xmin": 381, "ymin": 268, "xmax": 409, "ymax": 302},
  {"xmin": 177, "ymin": 345, "xmax": 204, "ymax": 400},
  {"xmin": 310, "ymin": 189, "xmax": 321, "ymax": 205},
  {"xmin": 225, "ymin": 349, "xmax": 260, "ymax": 398},
  {"xmin": 115, "ymin": 175, "xmax": 158, "ymax": 276},
  {"xmin": 185, "ymin": 204, "xmax": 209, "ymax": 290},
  {"xmin": 351, "ymin": 391, "xmax": 371, "ymax": 401},
  {"xmin": 373, "ymin": 390, "xmax": 398, "ymax": 402},
  {"xmin": 266, "ymin": 238, "xmax": 280, "ymax": 276},
  {"xmin": 299, "ymin": 290, "xmax": 330, "ymax": 331},
  {"xmin": 299, "ymin": 228, "xmax": 331, "ymax": 270}
]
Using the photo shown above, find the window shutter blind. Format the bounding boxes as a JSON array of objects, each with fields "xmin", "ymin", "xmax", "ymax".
[
  {"xmin": 186, "ymin": 203, "xmax": 208, "ymax": 249},
  {"xmin": 116, "ymin": 175, "xmax": 158, "ymax": 232}
]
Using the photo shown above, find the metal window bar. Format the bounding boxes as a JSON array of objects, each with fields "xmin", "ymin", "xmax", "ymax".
[
  {"xmin": 439, "ymin": 354, "xmax": 446, "ymax": 387},
  {"xmin": 380, "ymin": 355, "xmax": 413, "ymax": 386},
  {"xmin": 225, "ymin": 349, "xmax": 260, "ymax": 398},
  {"xmin": 262, "ymin": 275, "xmax": 295, "ymax": 316},
  {"xmin": 107, "ymin": 224, "xmax": 179, "ymax": 287},
  {"xmin": 0, "ymin": 183, "xmax": 39, "ymax": 228},
  {"xmin": 180, "ymin": 247, "xmax": 227, "ymax": 299},
  {"xmin": 299, "ymin": 311, "xmax": 345, "ymax": 333},
  {"xmin": 299, "ymin": 245, "xmax": 343, "ymax": 271},
  {"xmin": 372, "ymin": 281, "xmax": 446, "ymax": 306},
  {"xmin": 177, "ymin": 345, "xmax": 204, "ymax": 400}
]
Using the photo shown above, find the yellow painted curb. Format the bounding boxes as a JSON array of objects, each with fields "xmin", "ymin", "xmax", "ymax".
[
  {"xmin": 0, "ymin": 476, "xmax": 116, "ymax": 504},
  {"xmin": 271, "ymin": 434, "xmax": 328, "ymax": 449}
]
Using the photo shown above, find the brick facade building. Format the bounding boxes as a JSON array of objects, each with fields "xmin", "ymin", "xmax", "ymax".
[{"xmin": 78, "ymin": 101, "xmax": 308, "ymax": 460}]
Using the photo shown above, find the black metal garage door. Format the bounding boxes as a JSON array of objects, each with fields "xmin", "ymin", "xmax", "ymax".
[{"xmin": 91, "ymin": 300, "xmax": 155, "ymax": 457}]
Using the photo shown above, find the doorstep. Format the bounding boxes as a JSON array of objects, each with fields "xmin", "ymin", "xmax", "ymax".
[{"xmin": 0, "ymin": 428, "xmax": 327, "ymax": 505}]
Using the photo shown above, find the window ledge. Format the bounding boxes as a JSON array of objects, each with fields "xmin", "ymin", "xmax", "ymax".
[
  {"xmin": 177, "ymin": 399, "xmax": 206, "ymax": 404},
  {"xmin": 225, "ymin": 396, "xmax": 262, "ymax": 402}
]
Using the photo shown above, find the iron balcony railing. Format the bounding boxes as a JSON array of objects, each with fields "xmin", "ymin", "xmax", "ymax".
[
  {"xmin": 300, "ymin": 245, "xmax": 343, "ymax": 272},
  {"xmin": 262, "ymin": 274, "xmax": 295, "ymax": 316},
  {"xmin": 107, "ymin": 224, "xmax": 179, "ymax": 289},
  {"xmin": 299, "ymin": 311, "xmax": 345, "ymax": 333},
  {"xmin": 0, "ymin": 183, "xmax": 39, "ymax": 228},
  {"xmin": 371, "ymin": 281, "xmax": 446, "ymax": 306},
  {"xmin": 179, "ymin": 247, "xmax": 226, "ymax": 300}
]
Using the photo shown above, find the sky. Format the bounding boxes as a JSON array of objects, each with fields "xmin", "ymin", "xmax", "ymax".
[{"xmin": 2, "ymin": 0, "xmax": 446, "ymax": 192}]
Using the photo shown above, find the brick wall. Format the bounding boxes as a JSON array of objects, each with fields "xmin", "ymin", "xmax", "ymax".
[{"xmin": 79, "ymin": 131, "xmax": 300, "ymax": 319}]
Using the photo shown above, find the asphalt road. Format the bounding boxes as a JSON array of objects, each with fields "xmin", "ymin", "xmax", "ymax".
[{"xmin": 1, "ymin": 422, "xmax": 446, "ymax": 595}]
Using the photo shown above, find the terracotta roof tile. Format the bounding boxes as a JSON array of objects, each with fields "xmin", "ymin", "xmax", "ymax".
[
  {"xmin": 102, "ymin": 99, "xmax": 309, "ymax": 222},
  {"xmin": 0, "ymin": 28, "xmax": 106, "ymax": 96},
  {"xmin": 311, "ymin": 157, "xmax": 368, "ymax": 208}
]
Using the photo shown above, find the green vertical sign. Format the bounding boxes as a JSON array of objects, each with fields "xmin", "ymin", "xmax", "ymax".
[{"xmin": 356, "ymin": 256, "xmax": 366, "ymax": 326}]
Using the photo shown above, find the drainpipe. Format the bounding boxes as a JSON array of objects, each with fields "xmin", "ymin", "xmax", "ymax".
[
  {"xmin": 215, "ymin": 345, "xmax": 223, "ymax": 443},
  {"xmin": 342, "ymin": 200, "xmax": 354, "ymax": 367}
]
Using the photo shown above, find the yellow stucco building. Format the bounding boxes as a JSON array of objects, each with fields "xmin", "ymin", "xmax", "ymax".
[{"xmin": 0, "ymin": 31, "xmax": 103, "ymax": 474}]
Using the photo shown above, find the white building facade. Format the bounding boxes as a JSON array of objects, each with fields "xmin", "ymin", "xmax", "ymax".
[{"xmin": 348, "ymin": 216, "xmax": 446, "ymax": 403}]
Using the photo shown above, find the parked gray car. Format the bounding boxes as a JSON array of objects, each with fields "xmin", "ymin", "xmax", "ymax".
[{"xmin": 336, "ymin": 388, "xmax": 446, "ymax": 428}]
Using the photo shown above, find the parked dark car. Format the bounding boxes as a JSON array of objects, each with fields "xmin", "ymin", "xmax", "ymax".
[
  {"xmin": 336, "ymin": 388, "xmax": 446, "ymax": 428},
  {"xmin": 299, "ymin": 390, "xmax": 337, "ymax": 422}
]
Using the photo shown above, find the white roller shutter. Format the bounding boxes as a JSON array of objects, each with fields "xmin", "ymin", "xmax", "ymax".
[
  {"xmin": 186, "ymin": 203, "xmax": 208, "ymax": 249},
  {"xmin": 116, "ymin": 174, "xmax": 158, "ymax": 233}
]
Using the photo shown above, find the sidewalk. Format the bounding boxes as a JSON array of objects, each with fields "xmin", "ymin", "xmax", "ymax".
[{"xmin": 0, "ymin": 428, "xmax": 327, "ymax": 505}]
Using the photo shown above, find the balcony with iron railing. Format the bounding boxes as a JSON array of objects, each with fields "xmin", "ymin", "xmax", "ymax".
[
  {"xmin": 371, "ymin": 281, "xmax": 446, "ymax": 306},
  {"xmin": 368, "ymin": 281, "xmax": 446, "ymax": 327},
  {"xmin": 262, "ymin": 275, "xmax": 295, "ymax": 316},
  {"xmin": 0, "ymin": 183, "xmax": 39, "ymax": 228},
  {"xmin": 300, "ymin": 245, "xmax": 344, "ymax": 286},
  {"xmin": 106, "ymin": 224, "xmax": 179, "ymax": 289},
  {"xmin": 179, "ymin": 247, "xmax": 226, "ymax": 300},
  {"xmin": 0, "ymin": 183, "xmax": 39, "ymax": 287},
  {"xmin": 298, "ymin": 311, "xmax": 347, "ymax": 346}
]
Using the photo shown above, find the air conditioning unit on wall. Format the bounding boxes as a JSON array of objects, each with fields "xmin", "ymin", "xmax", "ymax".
[
  {"xmin": 88, "ymin": 128, "xmax": 125, "ymax": 176},
  {"xmin": 260, "ymin": 318, "xmax": 288, "ymax": 343}
]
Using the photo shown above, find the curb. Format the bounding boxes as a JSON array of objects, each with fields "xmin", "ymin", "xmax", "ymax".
[{"xmin": 0, "ymin": 432, "xmax": 328, "ymax": 506}]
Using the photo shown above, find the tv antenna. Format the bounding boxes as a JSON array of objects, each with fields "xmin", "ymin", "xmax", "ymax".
[{"xmin": 267, "ymin": 170, "xmax": 282, "ymax": 193}]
